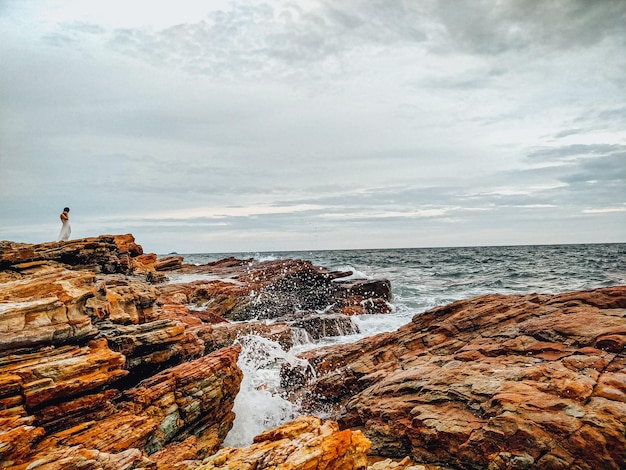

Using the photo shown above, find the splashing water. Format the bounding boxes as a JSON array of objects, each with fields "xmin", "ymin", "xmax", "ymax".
[
  {"xmin": 184, "ymin": 243, "xmax": 626, "ymax": 447},
  {"xmin": 223, "ymin": 334, "xmax": 314, "ymax": 447}
]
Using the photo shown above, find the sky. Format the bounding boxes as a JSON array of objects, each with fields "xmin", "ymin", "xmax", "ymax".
[{"xmin": 0, "ymin": 0, "xmax": 625, "ymax": 254}]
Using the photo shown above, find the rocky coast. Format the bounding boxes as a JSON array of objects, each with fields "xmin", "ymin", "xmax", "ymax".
[{"xmin": 0, "ymin": 234, "xmax": 624, "ymax": 470}]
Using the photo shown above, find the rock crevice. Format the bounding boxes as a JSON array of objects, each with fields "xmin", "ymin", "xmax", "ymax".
[{"xmin": 1, "ymin": 235, "xmax": 395, "ymax": 469}]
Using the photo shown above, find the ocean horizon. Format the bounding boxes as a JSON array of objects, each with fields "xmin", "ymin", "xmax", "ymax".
[{"xmin": 163, "ymin": 240, "xmax": 626, "ymax": 256}]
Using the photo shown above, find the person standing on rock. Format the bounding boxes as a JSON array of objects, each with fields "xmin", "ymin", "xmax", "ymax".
[{"xmin": 58, "ymin": 207, "xmax": 71, "ymax": 241}]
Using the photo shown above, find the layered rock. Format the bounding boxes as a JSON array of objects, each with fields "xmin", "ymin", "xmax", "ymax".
[
  {"xmin": 0, "ymin": 346, "xmax": 242, "ymax": 469},
  {"xmin": 0, "ymin": 234, "xmax": 141, "ymax": 275},
  {"xmin": 0, "ymin": 235, "xmax": 392, "ymax": 469},
  {"xmin": 8, "ymin": 234, "xmax": 623, "ymax": 469},
  {"xmin": 0, "ymin": 264, "xmax": 98, "ymax": 351},
  {"xmin": 0, "ymin": 237, "xmax": 243, "ymax": 468},
  {"xmin": 287, "ymin": 287, "xmax": 626, "ymax": 470},
  {"xmin": 195, "ymin": 415, "xmax": 371, "ymax": 470}
]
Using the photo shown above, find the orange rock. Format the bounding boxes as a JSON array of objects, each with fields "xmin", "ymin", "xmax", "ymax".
[
  {"xmin": 111, "ymin": 234, "xmax": 143, "ymax": 257},
  {"xmin": 5, "ymin": 445, "xmax": 148, "ymax": 470},
  {"xmin": 6, "ymin": 347, "xmax": 243, "ymax": 468},
  {"xmin": 150, "ymin": 436, "xmax": 201, "ymax": 469},
  {"xmin": 290, "ymin": 287, "xmax": 626, "ymax": 469},
  {"xmin": 0, "ymin": 416, "xmax": 46, "ymax": 466},
  {"xmin": 0, "ymin": 265, "xmax": 98, "ymax": 351},
  {"xmin": 154, "ymin": 255, "xmax": 184, "ymax": 271},
  {"xmin": 0, "ymin": 236, "xmax": 139, "ymax": 274},
  {"xmin": 197, "ymin": 416, "xmax": 370, "ymax": 470},
  {"xmin": 2, "ymin": 338, "xmax": 127, "ymax": 409},
  {"xmin": 197, "ymin": 321, "xmax": 294, "ymax": 353}
]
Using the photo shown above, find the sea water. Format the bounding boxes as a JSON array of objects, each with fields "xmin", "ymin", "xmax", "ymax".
[{"xmin": 177, "ymin": 243, "xmax": 626, "ymax": 446}]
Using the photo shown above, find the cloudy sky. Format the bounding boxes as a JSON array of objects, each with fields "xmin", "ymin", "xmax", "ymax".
[{"xmin": 1, "ymin": 0, "xmax": 624, "ymax": 254}]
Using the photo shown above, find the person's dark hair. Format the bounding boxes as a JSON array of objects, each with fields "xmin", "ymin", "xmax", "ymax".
[{"xmin": 63, "ymin": 207, "xmax": 70, "ymax": 212}]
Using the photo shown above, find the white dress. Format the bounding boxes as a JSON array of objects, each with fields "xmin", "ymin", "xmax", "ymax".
[{"xmin": 58, "ymin": 219, "xmax": 71, "ymax": 241}]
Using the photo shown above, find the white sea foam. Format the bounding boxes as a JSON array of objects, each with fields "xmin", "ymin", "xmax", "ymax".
[
  {"xmin": 223, "ymin": 335, "xmax": 313, "ymax": 447},
  {"xmin": 257, "ymin": 254, "xmax": 278, "ymax": 262},
  {"xmin": 351, "ymin": 312, "xmax": 410, "ymax": 337},
  {"xmin": 332, "ymin": 265, "xmax": 369, "ymax": 279}
]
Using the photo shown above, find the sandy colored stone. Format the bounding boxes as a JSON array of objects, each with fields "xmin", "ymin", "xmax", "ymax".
[
  {"xmin": 0, "ymin": 265, "xmax": 98, "ymax": 351},
  {"xmin": 196, "ymin": 415, "xmax": 370, "ymax": 470}
]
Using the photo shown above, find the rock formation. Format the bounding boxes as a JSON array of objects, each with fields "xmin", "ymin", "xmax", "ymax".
[
  {"xmin": 2, "ymin": 234, "xmax": 624, "ymax": 469},
  {"xmin": 286, "ymin": 287, "xmax": 626, "ymax": 470},
  {"xmin": 194, "ymin": 416, "xmax": 371, "ymax": 470},
  {"xmin": 161, "ymin": 256, "xmax": 392, "ymax": 320},
  {"xmin": 0, "ymin": 235, "xmax": 392, "ymax": 469}
]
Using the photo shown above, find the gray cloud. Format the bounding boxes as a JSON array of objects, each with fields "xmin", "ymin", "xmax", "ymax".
[
  {"xmin": 526, "ymin": 144, "xmax": 625, "ymax": 162},
  {"xmin": 40, "ymin": 0, "xmax": 624, "ymax": 82},
  {"xmin": 1, "ymin": 0, "xmax": 624, "ymax": 252},
  {"xmin": 429, "ymin": 0, "xmax": 626, "ymax": 55}
]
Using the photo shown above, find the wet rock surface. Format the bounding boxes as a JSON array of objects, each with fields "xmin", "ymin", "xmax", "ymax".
[{"xmin": 163, "ymin": 257, "xmax": 392, "ymax": 321}]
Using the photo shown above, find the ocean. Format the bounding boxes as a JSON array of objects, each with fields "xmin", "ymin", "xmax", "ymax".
[{"xmin": 176, "ymin": 243, "xmax": 626, "ymax": 447}]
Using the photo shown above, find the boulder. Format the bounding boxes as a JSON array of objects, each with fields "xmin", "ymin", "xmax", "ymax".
[
  {"xmin": 287, "ymin": 287, "xmax": 626, "ymax": 470},
  {"xmin": 195, "ymin": 415, "xmax": 371, "ymax": 470},
  {"xmin": 155, "ymin": 256, "xmax": 184, "ymax": 271}
]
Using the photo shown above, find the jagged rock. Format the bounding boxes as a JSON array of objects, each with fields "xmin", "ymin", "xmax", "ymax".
[
  {"xmin": 334, "ymin": 279, "xmax": 392, "ymax": 299},
  {"xmin": 96, "ymin": 319, "xmax": 204, "ymax": 376},
  {"xmin": 0, "ymin": 264, "xmax": 98, "ymax": 351},
  {"xmin": 149, "ymin": 436, "xmax": 202, "ymax": 470},
  {"xmin": 287, "ymin": 286, "xmax": 626, "ymax": 470},
  {"xmin": 0, "ymin": 260, "xmax": 203, "ymax": 380},
  {"xmin": 183, "ymin": 310, "xmax": 358, "ymax": 354},
  {"xmin": 226, "ymin": 259, "xmax": 357, "ymax": 321},
  {"xmin": 175, "ymin": 256, "xmax": 252, "ymax": 274},
  {"xmin": 155, "ymin": 256, "xmax": 184, "ymax": 271},
  {"xmin": 195, "ymin": 415, "xmax": 371, "ymax": 470},
  {"xmin": 86, "ymin": 275, "xmax": 158, "ymax": 324},
  {"xmin": 196, "ymin": 321, "xmax": 294, "ymax": 353},
  {"xmin": 0, "ymin": 234, "xmax": 399, "ymax": 469},
  {"xmin": 156, "ymin": 258, "xmax": 391, "ymax": 322},
  {"xmin": 4, "ymin": 347, "xmax": 242, "ymax": 469},
  {"xmin": 157, "ymin": 280, "xmax": 247, "ymax": 319},
  {"xmin": 0, "ymin": 416, "xmax": 46, "ymax": 466},
  {"xmin": 33, "ymin": 390, "xmax": 120, "ymax": 432},
  {"xmin": 334, "ymin": 279, "xmax": 393, "ymax": 315},
  {"xmin": 1, "ymin": 338, "xmax": 127, "ymax": 410},
  {"xmin": 3, "ymin": 446, "xmax": 148, "ymax": 470},
  {"xmin": 0, "ymin": 236, "xmax": 248, "ymax": 468},
  {"xmin": 0, "ymin": 235, "xmax": 141, "ymax": 274},
  {"xmin": 288, "ymin": 312, "xmax": 360, "ymax": 340},
  {"xmin": 120, "ymin": 346, "xmax": 243, "ymax": 456},
  {"xmin": 368, "ymin": 457, "xmax": 427, "ymax": 470}
]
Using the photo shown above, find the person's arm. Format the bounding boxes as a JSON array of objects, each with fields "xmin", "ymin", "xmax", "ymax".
[{"xmin": 61, "ymin": 212, "xmax": 68, "ymax": 222}]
